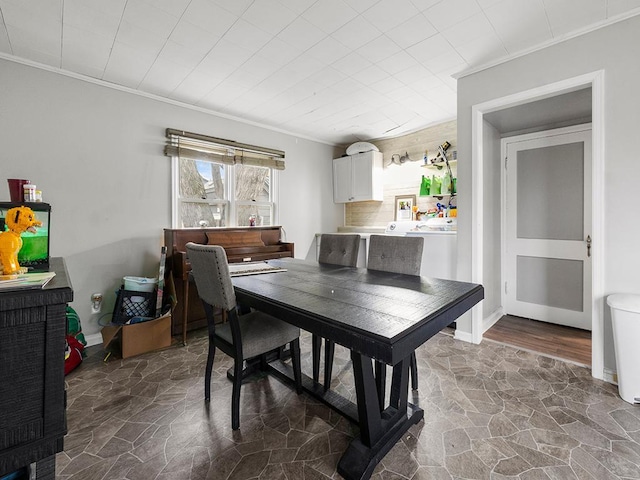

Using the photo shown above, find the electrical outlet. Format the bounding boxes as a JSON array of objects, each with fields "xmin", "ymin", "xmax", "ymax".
[{"xmin": 91, "ymin": 293, "xmax": 103, "ymax": 314}]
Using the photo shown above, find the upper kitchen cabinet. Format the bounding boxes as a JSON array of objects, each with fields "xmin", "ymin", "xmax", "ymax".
[{"xmin": 333, "ymin": 151, "xmax": 383, "ymax": 203}]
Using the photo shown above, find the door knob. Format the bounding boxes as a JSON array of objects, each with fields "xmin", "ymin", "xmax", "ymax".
[{"xmin": 586, "ymin": 235, "xmax": 591, "ymax": 257}]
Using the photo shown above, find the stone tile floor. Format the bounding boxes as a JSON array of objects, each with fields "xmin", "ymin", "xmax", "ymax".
[{"xmin": 57, "ymin": 329, "xmax": 640, "ymax": 479}]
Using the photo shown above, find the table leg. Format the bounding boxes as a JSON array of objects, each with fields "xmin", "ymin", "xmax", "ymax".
[
  {"xmin": 312, "ymin": 334, "xmax": 321, "ymax": 384},
  {"xmin": 337, "ymin": 352, "xmax": 423, "ymax": 480}
]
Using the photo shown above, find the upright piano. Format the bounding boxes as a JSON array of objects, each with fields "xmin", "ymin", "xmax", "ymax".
[{"xmin": 164, "ymin": 226, "xmax": 294, "ymax": 344}]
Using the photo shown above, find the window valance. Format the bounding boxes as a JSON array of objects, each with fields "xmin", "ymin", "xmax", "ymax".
[{"xmin": 164, "ymin": 128, "xmax": 285, "ymax": 170}]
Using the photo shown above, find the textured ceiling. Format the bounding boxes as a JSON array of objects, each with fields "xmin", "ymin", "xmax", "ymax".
[{"xmin": 1, "ymin": 0, "xmax": 638, "ymax": 145}]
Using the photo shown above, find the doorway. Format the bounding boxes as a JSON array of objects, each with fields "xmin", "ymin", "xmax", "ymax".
[
  {"xmin": 470, "ymin": 71, "xmax": 605, "ymax": 379},
  {"xmin": 503, "ymin": 126, "xmax": 592, "ymax": 331}
]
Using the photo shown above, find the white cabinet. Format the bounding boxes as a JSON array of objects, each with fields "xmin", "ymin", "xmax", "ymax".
[{"xmin": 333, "ymin": 151, "xmax": 383, "ymax": 203}]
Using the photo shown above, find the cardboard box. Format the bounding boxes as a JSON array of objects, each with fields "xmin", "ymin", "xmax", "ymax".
[{"xmin": 101, "ymin": 311, "xmax": 173, "ymax": 359}]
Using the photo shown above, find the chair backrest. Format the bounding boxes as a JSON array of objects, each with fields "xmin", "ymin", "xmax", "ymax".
[
  {"xmin": 367, "ymin": 235, "xmax": 424, "ymax": 276},
  {"xmin": 318, "ymin": 234, "xmax": 361, "ymax": 267},
  {"xmin": 185, "ymin": 242, "xmax": 236, "ymax": 311}
]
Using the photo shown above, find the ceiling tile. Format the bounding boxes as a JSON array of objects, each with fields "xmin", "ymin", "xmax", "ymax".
[
  {"xmin": 331, "ymin": 51, "xmax": 373, "ymax": 77},
  {"xmin": 302, "ymin": 0, "xmax": 358, "ymax": 34},
  {"xmin": 406, "ymin": 34, "xmax": 454, "ymax": 65},
  {"xmin": 356, "ymin": 34, "xmax": 402, "ymax": 64},
  {"xmin": 0, "ymin": 22, "xmax": 10, "ymax": 53},
  {"xmin": 350, "ymin": 63, "xmax": 390, "ymax": 86},
  {"xmin": 363, "ymin": 0, "xmax": 420, "ymax": 30},
  {"xmin": 198, "ymin": 39, "xmax": 253, "ymax": 73},
  {"xmin": 199, "ymin": 81, "xmax": 250, "ymax": 108},
  {"xmin": 376, "ymin": 50, "xmax": 418, "ymax": 75},
  {"xmin": 182, "ymin": 0, "xmax": 239, "ymax": 35},
  {"xmin": 454, "ymin": 32, "xmax": 508, "ymax": 65},
  {"xmin": 242, "ymin": 1, "xmax": 298, "ymax": 35},
  {"xmin": 63, "ymin": 0, "xmax": 127, "ymax": 17},
  {"xmin": 408, "ymin": 0, "xmax": 442, "ymax": 11},
  {"xmin": 542, "ymin": 0, "xmax": 607, "ymax": 37},
  {"xmin": 169, "ymin": 20, "xmax": 221, "ymax": 55},
  {"xmin": 425, "ymin": 0, "xmax": 482, "ymax": 30},
  {"xmin": 484, "ymin": 0, "xmax": 552, "ymax": 54},
  {"xmin": 277, "ymin": 17, "xmax": 326, "ymax": 52},
  {"xmin": 332, "ymin": 16, "xmax": 381, "ymax": 50},
  {"xmin": 140, "ymin": 0, "xmax": 190, "ymax": 18},
  {"xmin": 116, "ymin": 21, "xmax": 166, "ymax": 56},
  {"xmin": 157, "ymin": 40, "xmax": 207, "ymax": 70},
  {"xmin": 210, "ymin": 0, "xmax": 254, "ymax": 16},
  {"xmin": 103, "ymin": 41, "xmax": 157, "ymax": 88},
  {"xmin": 221, "ymin": 18, "xmax": 271, "ymax": 52},
  {"xmin": 122, "ymin": 0, "xmax": 178, "ymax": 37},
  {"xmin": 228, "ymin": 56, "xmax": 281, "ymax": 89},
  {"xmin": 1, "ymin": 0, "xmax": 62, "ymax": 19},
  {"xmin": 306, "ymin": 36, "xmax": 351, "ymax": 65},
  {"xmin": 257, "ymin": 37, "xmax": 301, "ymax": 67},
  {"xmin": 169, "ymin": 70, "xmax": 221, "ymax": 104},
  {"xmin": 139, "ymin": 57, "xmax": 194, "ymax": 96},
  {"xmin": 63, "ymin": 0, "xmax": 122, "ymax": 39},
  {"xmin": 385, "ymin": 13, "xmax": 437, "ymax": 49},
  {"xmin": 441, "ymin": 12, "xmax": 497, "ymax": 48},
  {"xmin": 62, "ymin": 24, "xmax": 111, "ymax": 72},
  {"xmin": 607, "ymin": 0, "xmax": 640, "ymax": 16},
  {"xmin": 344, "ymin": 0, "xmax": 382, "ymax": 13},
  {"xmin": 275, "ymin": 0, "xmax": 317, "ymax": 15},
  {"xmin": 369, "ymin": 75, "xmax": 408, "ymax": 94},
  {"xmin": 9, "ymin": 42, "xmax": 60, "ymax": 67},
  {"xmin": 1, "ymin": 3, "xmax": 61, "ymax": 57}
]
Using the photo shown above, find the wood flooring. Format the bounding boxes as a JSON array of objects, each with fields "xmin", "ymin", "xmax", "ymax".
[{"xmin": 484, "ymin": 314, "xmax": 592, "ymax": 366}]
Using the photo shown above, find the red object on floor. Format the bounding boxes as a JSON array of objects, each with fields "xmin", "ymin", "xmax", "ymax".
[{"xmin": 64, "ymin": 335, "xmax": 84, "ymax": 375}]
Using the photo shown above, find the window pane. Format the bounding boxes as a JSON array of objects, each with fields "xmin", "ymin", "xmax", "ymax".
[
  {"xmin": 235, "ymin": 165, "xmax": 270, "ymax": 201},
  {"xmin": 180, "ymin": 201, "xmax": 227, "ymax": 228},
  {"xmin": 236, "ymin": 204, "xmax": 272, "ymax": 227},
  {"xmin": 179, "ymin": 158, "xmax": 225, "ymax": 200}
]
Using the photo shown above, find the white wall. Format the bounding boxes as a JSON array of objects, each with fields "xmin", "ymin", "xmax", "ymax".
[
  {"xmin": 0, "ymin": 59, "xmax": 342, "ymax": 339},
  {"xmin": 457, "ymin": 15, "xmax": 640, "ymax": 371}
]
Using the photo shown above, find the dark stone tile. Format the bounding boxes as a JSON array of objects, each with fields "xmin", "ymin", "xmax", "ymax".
[
  {"xmin": 228, "ymin": 451, "xmax": 270, "ymax": 480},
  {"xmin": 492, "ymin": 455, "xmax": 530, "ymax": 476},
  {"xmin": 294, "ymin": 433, "xmax": 330, "ymax": 461}
]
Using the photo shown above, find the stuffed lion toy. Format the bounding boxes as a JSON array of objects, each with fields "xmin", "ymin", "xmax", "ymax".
[{"xmin": 0, "ymin": 206, "xmax": 42, "ymax": 274}]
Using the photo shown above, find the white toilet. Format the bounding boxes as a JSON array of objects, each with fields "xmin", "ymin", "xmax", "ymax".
[{"xmin": 607, "ymin": 294, "xmax": 640, "ymax": 404}]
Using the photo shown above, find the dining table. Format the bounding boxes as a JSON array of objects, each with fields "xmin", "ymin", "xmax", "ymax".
[{"xmin": 231, "ymin": 258, "xmax": 484, "ymax": 480}]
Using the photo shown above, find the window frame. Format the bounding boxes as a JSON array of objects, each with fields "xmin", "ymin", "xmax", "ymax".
[{"xmin": 171, "ymin": 156, "xmax": 279, "ymax": 228}]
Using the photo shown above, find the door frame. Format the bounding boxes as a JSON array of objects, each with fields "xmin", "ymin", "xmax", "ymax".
[
  {"xmin": 470, "ymin": 70, "xmax": 605, "ymax": 379},
  {"xmin": 501, "ymin": 124, "xmax": 592, "ymax": 329}
]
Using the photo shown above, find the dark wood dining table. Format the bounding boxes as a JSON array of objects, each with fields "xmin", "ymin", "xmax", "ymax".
[{"xmin": 231, "ymin": 258, "xmax": 484, "ymax": 480}]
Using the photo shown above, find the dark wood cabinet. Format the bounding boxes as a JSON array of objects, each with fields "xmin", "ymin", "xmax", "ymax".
[{"xmin": 0, "ymin": 258, "xmax": 73, "ymax": 478}]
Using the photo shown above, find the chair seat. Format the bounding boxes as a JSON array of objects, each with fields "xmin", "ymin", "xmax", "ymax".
[{"xmin": 216, "ymin": 311, "xmax": 300, "ymax": 359}]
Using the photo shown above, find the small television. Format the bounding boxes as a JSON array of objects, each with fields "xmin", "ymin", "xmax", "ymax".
[{"xmin": 0, "ymin": 202, "xmax": 51, "ymax": 271}]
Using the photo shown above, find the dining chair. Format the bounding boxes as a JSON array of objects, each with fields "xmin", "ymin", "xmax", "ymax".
[
  {"xmin": 367, "ymin": 234, "xmax": 424, "ymax": 404},
  {"xmin": 314, "ymin": 234, "xmax": 361, "ymax": 390},
  {"xmin": 185, "ymin": 242, "xmax": 302, "ymax": 430}
]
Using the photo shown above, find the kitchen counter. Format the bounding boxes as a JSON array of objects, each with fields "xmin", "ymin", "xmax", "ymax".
[{"xmin": 337, "ymin": 226, "xmax": 385, "ymax": 234}]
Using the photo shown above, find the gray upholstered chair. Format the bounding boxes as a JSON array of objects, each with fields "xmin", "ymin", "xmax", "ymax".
[
  {"xmin": 367, "ymin": 234, "xmax": 423, "ymax": 276},
  {"xmin": 186, "ymin": 242, "xmax": 302, "ymax": 430},
  {"xmin": 314, "ymin": 234, "xmax": 360, "ymax": 390},
  {"xmin": 367, "ymin": 234, "xmax": 424, "ymax": 399}
]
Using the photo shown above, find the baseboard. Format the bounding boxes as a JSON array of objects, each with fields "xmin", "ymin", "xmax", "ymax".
[
  {"xmin": 482, "ymin": 308, "xmax": 504, "ymax": 334},
  {"xmin": 603, "ymin": 368, "xmax": 618, "ymax": 385},
  {"xmin": 453, "ymin": 330, "xmax": 474, "ymax": 343},
  {"xmin": 84, "ymin": 333, "xmax": 103, "ymax": 347}
]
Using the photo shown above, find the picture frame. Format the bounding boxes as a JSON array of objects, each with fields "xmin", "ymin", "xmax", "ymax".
[{"xmin": 394, "ymin": 194, "xmax": 416, "ymax": 221}]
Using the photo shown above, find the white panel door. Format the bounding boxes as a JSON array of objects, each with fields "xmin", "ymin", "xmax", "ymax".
[{"xmin": 505, "ymin": 127, "xmax": 592, "ymax": 330}]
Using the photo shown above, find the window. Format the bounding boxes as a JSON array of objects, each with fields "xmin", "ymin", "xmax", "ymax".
[{"xmin": 165, "ymin": 129, "xmax": 284, "ymax": 228}]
